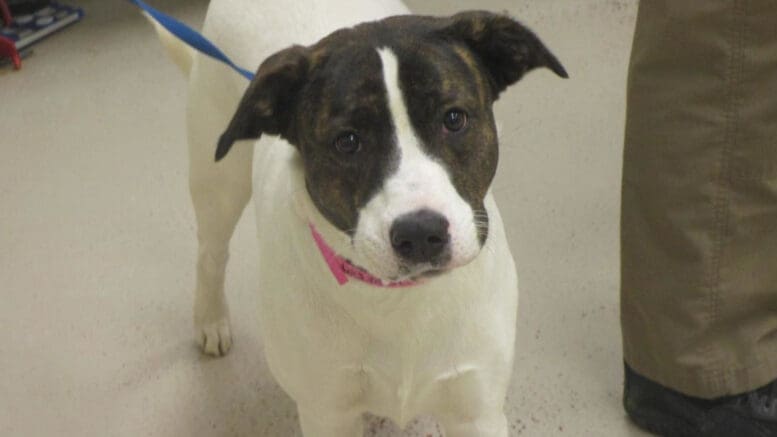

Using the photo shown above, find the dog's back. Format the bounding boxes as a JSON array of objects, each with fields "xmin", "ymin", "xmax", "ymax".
[{"xmin": 187, "ymin": 0, "xmax": 410, "ymax": 117}]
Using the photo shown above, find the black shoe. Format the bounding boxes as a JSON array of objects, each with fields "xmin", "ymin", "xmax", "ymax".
[{"xmin": 623, "ymin": 363, "xmax": 777, "ymax": 437}]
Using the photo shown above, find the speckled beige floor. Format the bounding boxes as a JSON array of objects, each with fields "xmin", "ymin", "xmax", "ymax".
[{"xmin": 0, "ymin": 0, "xmax": 649, "ymax": 435}]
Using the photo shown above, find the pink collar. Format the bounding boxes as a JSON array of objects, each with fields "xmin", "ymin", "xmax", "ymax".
[{"xmin": 308, "ymin": 223, "xmax": 417, "ymax": 288}]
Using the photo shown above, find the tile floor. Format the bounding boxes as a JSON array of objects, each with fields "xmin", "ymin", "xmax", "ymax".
[{"xmin": 0, "ymin": 0, "xmax": 649, "ymax": 435}]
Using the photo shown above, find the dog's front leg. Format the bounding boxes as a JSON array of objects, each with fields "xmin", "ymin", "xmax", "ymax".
[
  {"xmin": 297, "ymin": 407, "xmax": 363, "ymax": 437},
  {"xmin": 187, "ymin": 83, "xmax": 254, "ymax": 357},
  {"xmin": 430, "ymin": 372, "xmax": 511, "ymax": 437}
]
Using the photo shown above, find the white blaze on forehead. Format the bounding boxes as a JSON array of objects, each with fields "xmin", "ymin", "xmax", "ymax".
[
  {"xmin": 374, "ymin": 47, "xmax": 472, "ymax": 214},
  {"xmin": 347, "ymin": 48, "xmax": 480, "ymax": 279},
  {"xmin": 377, "ymin": 48, "xmax": 425, "ymax": 164},
  {"xmin": 375, "ymin": 47, "xmax": 452, "ymax": 210}
]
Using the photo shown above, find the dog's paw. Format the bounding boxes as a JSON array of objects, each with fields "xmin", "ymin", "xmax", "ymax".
[{"xmin": 196, "ymin": 318, "xmax": 233, "ymax": 357}]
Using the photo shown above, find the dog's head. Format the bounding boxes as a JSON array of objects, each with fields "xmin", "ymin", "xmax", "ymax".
[{"xmin": 217, "ymin": 11, "xmax": 567, "ymax": 283}]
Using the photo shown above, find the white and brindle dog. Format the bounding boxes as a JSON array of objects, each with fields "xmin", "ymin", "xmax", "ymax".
[{"xmin": 148, "ymin": 0, "xmax": 566, "ymax": 435}]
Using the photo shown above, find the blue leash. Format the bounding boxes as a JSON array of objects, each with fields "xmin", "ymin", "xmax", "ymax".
[{"xmin": 128, "ymin": 0, "xmax": 255, "ymax": 80}]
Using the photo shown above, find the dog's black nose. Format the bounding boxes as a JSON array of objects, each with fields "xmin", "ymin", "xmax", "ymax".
[{"xmin": 390, "ymin": 210, "xmax": 450, "ymax": 263}]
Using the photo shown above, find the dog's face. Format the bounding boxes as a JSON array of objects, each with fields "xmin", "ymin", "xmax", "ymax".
[{"xmin": 217, "ymin": 11, "xmax": 567, "ymax": 282}]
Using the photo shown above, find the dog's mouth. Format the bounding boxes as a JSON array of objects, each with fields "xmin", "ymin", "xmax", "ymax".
[
  {"xmin": 393, "ymin": 262, "xmax": 450, "ymax": 282},
  {"xmin": 349, "ymin": 258, "xmax": 445, "ymax": 285},
  {"xmin": 310, "ymin": 223, "xmax": 452, "ymax": 288}
]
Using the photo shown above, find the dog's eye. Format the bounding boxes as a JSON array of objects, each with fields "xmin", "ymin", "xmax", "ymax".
[
  {"xmin": 443, "ymin": 109, "xmax": 468, "ymax": 132},
  {"xmin": 333, "ymin": 132, "xmax": 361, "ymax": 154}
]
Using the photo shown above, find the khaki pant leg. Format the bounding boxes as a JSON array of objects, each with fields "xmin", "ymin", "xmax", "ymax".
[{"xmin": 621, "ymin": 0, "xmax": 777, "ymax": 398}]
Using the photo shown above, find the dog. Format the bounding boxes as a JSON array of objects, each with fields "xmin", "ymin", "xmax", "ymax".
[{"xmin": 148, "ymin": 0, "xmax": 566, "ymax": 435}]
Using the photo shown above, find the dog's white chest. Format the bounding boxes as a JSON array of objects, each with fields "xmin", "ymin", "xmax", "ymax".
[{"xmin": 353, "ymin": 334, "xmax": 499, "ymax": 426}]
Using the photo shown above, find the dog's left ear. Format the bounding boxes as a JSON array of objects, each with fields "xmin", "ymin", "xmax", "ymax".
[
  {"xmin": 438, "ymin": 11, "xmax": 568, "ymax": 97},
  {"xmin": 216, "ymin": 45, "xmax": 309, "ymax": 161}
]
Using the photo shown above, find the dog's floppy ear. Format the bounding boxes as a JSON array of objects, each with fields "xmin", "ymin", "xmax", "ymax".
[
  {"xmin": 216, "ymin": 45, "xmax": 309, "ymax": 161},
  {"xmin": 439, "ymin": 11, "xmax": 568, "ymax": 97}
]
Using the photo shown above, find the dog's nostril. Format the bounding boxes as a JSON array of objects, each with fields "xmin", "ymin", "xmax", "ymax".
[
  {"xmin": 427, "ymin": 236, "xmax": 444, "ymax": 245},
  {"xmin": 389, "ymin": 209, "xmax": 450, "ymax": 263},
  {"xmin": 396, "ymin": 240, "xmax": 414, "ymax": 256}
]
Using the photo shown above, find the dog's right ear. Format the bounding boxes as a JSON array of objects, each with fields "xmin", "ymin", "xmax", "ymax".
[{"xmin": 216, "ymin": 45, "xmax": 309, "ymax": 161}]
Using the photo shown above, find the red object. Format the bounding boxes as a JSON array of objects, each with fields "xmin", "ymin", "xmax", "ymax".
[
  {"xmin": 0, "ymin": 0, "xmax": 21, "ymax": 69},
  {"xmin": 0, "ymin": 35, "xmax": 20, "ymax": 69},
  {"xmin": 0, "ymin": 0, "xmax": 12, "ymax": 27}
]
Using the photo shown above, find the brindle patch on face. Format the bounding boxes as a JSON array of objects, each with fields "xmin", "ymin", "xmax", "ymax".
[
  {"xmin": 392, "ymin": 40, "xmax": 499, "ymax": 244},
  {"xmin": 293, "ymin": 45, "xmax": 397, "ymax": 235}
]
